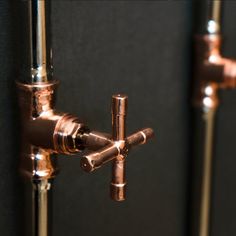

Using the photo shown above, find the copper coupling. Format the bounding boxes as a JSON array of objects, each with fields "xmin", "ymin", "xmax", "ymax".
[
  {"xmin": 17, "ymin": 82, "xmax": 154, "ymax": 201},
  {"xmin": 194, "ymin": 34, "xmax": 236, "ymax": 108}
]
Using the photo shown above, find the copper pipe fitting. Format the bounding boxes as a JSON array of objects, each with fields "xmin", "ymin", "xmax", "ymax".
[
  {"xmin": 194, "ymin": 34, "xmax": 236, "ymax": 107},
  {"xmin": 17, "ymin": 81, "xmax": 114, "ymax": 180},
  {"xmin": 80, "ymin": 95, "xmax": 154, "ymax": 201}
]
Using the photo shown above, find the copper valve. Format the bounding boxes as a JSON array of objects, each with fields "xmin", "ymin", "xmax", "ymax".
[
  {"xmin": 17, "ymin": 1, "xmax": 154, "ymax": 234},
  {"xmin": 80, "ymin": 95, "xmax": 154, "ymax": 201},
  {"xmin": 17, "ymin": 83, "xmax": 154, "ymax": 197}
]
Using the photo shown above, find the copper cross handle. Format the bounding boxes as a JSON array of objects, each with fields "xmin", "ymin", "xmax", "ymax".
[{"xmin": 80, "ymin": 94, "xmax": 154, "ymax": 201}]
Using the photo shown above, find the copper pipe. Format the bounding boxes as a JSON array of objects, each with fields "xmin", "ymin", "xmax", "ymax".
[{"xmin": 191, "ymin": 1, "xmax": 236, "ymax": 236}]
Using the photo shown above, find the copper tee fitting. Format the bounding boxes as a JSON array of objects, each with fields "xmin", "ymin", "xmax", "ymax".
[
  {"xmin": 17, "ymin": 82, "xmax": 154, "ymax": 201},
  {"xmin": 194, "ymin": 34, "xmax": 236, "ymax": 107}
]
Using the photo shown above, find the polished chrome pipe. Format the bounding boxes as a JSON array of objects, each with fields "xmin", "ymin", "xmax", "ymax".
[
  {"xmin": 20, "ymin": 1, "xmax": 54, "ymax": 236},
  {"xmin": 191, "ymin": 84, "xmax": 219, "ymax": 236},
  {"xmin": 29, "ymin": 0, "xmax": 52, "ymax": 83},
  {"xmin": 194, "ymin": 0, "xmax": 222, "ymax": 34},
  {"xmin": 32, "ymin": 180, "xmax": 51, "ymax": 236},
  {"xmin": 191, "ymin": 1, "xmax": 236, "ymax": 236},
  {"xmin": 29, "ymin": 1, "xmax": 53, "ymax": 235},
  {"xmin": 206, "ymin": 0, "xmax": 221, "ymax": 34}
]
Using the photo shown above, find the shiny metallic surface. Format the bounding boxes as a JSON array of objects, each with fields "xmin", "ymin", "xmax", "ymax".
[
  {"xmin": 127, "ymin": 128, "xmax": 154, "ymax": 147},
  {"xmin": 18, "ymin": 1, "xmax": 54, "ymax": 234},
  {"xmin": 18, "ymin": 79, "xmax": 154, "ymax": 229},
  {"xmin": 17, "ymin": 81, "xmax": 59, "ymax": 179},
  {"xmin": 80, "ymin": 94, "xmax": 154, "ymax": 201},
  {"xmin": 53, "ymin": 114, "xmax": 87, "ymax": 154},
  {"xmin": 207, "ymin": 1, "xmax": 221, "ymax": 34},
  {"xmin": 111, "ymin": 94, "xmax": 127, "ymax": 200},
  {"xmin": 112, "ymin": 94, "xmax": 127, "ymax": 140},
  {"xmin": 80, "ymin": 128, "xmax": 154, "ymax": 173},
  {"xmin": 192, "ymin": 1, "xmax": 236, "ymax": 235},
  {"xmin": 79, "ymin": 131, "xmax": 112, "ymax": 151},
  {"xmin": 17, "ymin": 81, "xmax": 58, "ymax": 236},
  {"xmin": 198, "ymin": 107, "xmax": 216, "ymax": 236},
  {"xmin": 33, "ymin": 180, "xmax": 51, "ymax": 236},
  {"xmin": 110, "ymin": 157, "xmax": 126, "ymax": 201},
  {"xmin": 194, "ymin": 35, "xmax": 236, "ymax": 103},
  {"xmin": 29, "ymin": 0, "xmax": 52, "ymax": 83},
  {"xmin": 81, "ymin": 144, "xmax": 119, "ymax": 172},
  {"xmin": 19, "ymin": 0, "xmax": 154, "ymax": 230}
]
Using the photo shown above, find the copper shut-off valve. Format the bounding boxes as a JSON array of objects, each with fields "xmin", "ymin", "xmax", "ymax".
[
  {"xmin": 81, "ymin": 94, "xmax": 154, "ymax": 201},
  {"xmin": 17, "ymin": 80, "xmax": 154, "ymax": 202}
]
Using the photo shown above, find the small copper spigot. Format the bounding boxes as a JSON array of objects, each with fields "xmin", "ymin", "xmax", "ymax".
[{"xmin": 80, "ymin": 95, "xmax": 154, "ymax": 201}]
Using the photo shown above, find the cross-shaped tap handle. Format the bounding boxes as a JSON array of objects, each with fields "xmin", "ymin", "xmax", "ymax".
[{"xmin": 80, "ymin": 94, "xmax": 154, "ymax": 201}]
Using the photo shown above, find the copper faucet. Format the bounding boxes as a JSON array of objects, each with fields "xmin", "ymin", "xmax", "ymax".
[{"xmin": 17, "ymin": 1, "xmax": 154, "ymax": 235}]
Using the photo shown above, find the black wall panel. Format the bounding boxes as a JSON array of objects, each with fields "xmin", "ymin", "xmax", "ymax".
[{"xmin": 0, "ymin": 1, "xmax": 235, "ymax": 236}]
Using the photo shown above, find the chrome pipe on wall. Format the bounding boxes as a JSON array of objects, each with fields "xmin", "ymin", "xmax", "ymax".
[
  {"xmin": 17, "ymin": 1, "xmax": 154, "ymax": 235},
  {"xmin": 29, "ymin": 0, "xmax": 52, "ymax": 83},
  {"xmin": 191, "ymin": 1, "xmax": 236, "ymax": 236},
  {"xmin": 19, "ymin": 1, "xmax": 54, "ymax": 235}
]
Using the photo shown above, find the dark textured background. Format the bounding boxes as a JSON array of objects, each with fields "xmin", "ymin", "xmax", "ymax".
[{"xmin": 0, "ymin": 1, "xmax": 236, "ymax": 236}]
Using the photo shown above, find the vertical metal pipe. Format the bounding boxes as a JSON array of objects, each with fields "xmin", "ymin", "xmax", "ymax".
[
  {"xmin": 33, "ymin": 180, "xmax": 51, "ymax": 236},
  {"xmin": 191, "ymin": 84, "xmax": 219, "ymax": 236},
  {"xmin": 207, "ymin": 0, "xmax": 222, "ymax": 34},
  {"xmin": 29, "ymin": 1, "xmax": 53, "ymax": 234},
  {"xmin": 194, "ymin": 0, "xmax": 222, "ymax": 34},
  {"xmin": 28, "ymin": 0, "xmax": 52, "ymax": 83},
  {"xmin": 199, "ymin": 108, "xmax": 215, "ymax": 236},
  {"xmin": 21, "ymin": 1, "xmax": 54, "ymax": 236},
  {"xmin": 191, "ymin": 1, "xmax": 223, "ymax": 235},
  {"xmin": 22, "ymin": 151, "xmax": 55, "ymax": 236}
]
